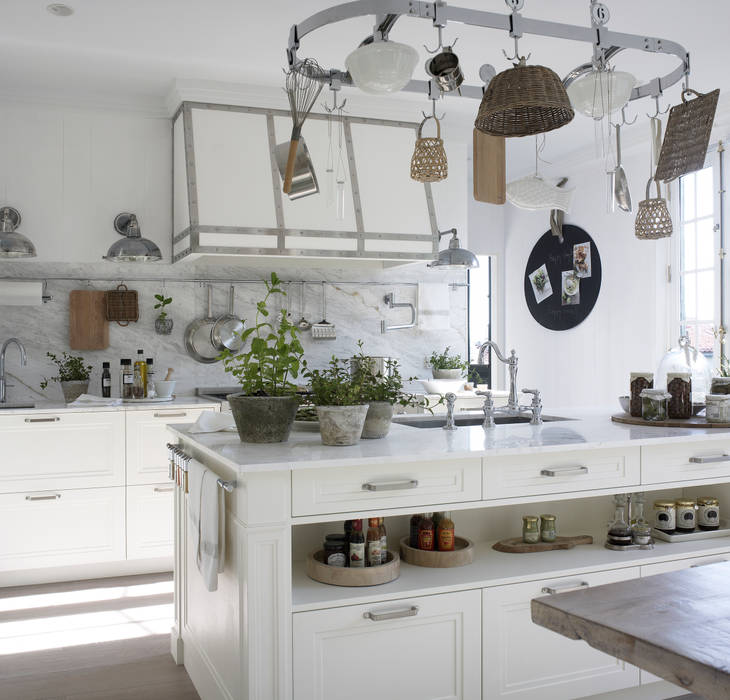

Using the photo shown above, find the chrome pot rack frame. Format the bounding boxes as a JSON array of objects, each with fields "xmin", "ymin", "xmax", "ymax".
[{"xmin": 286, "ymin": 0, "xmax": 690, "ymax": 104}]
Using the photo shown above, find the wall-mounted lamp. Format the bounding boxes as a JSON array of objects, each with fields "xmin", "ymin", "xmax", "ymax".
[
  {"xmin": 0, "ymin": 207, "xmax": 36, "ymax": 258},
  {"xmin": 427, "ymin": 228, "xmax": 479, "ymax": 270},
  {"xmin": 103, "ymin": 212, "xmax": 162, "ymax": 262}
]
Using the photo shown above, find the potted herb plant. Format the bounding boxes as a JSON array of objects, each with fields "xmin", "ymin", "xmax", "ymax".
[
  {"xmin": 427, "ymin": 346, "xmax": 468, "ymax": 380},
  {"xmin": 40, "ymin": 352, "xmax": 93, "ymax": 403},
  {"xmin": 305, "ymin": 356, "xmax": 368, "ymax": 446},
  {"xmin": 154, "ymin": 293, "xmax": 174, "ymax": 335},
  {"xmin": 221, "ymin": 272, "xmax": 303, "ymax": 443}
]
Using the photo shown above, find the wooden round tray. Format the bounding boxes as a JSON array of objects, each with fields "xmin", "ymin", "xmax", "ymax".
[
  {"xmin": 306, "ymin": 549, "xmax": 400, "ymax": 587},
  {"xmin": 399, "ymin": 536, "xmax": 474, "ymax": 568},
  {"xmin": 611, "ymin": 413, "xmax": 730, "ymax": 429}
]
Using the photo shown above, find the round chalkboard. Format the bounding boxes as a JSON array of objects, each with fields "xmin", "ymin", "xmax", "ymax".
[{"xmin": 523, "ymin": 225, "xmax": 601, "ymax": 331}]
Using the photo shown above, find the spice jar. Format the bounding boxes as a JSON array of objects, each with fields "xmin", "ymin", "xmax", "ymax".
[
  {"xmin": 667, "ymin": 372, "xmax": 692, "ymax": 419},
  {"xmin": 654, "ymin": 500, "xmax": 676, "ymax": 533},
  {"xmin": 705, "ymin": 394, "xmax": 730, "ymax": 423},
  {"xmin": 630, "ymin": 372, "xmax": 654, "ymax": 417},
  {"xmin": 522, "ymin": 515, "xmax": 540, "ymax": 544},
  {"xmin": 710, "ymin": 377, "xmax": 730, "ymax": 395},
  {"xmin": 675, "ymin": 499, "xmax": 697, "ymax": 532},
  {"xmin": 632, "ymin": 522, "xmax": 653, "ymax": 546},
  {"xmin": 697, "ymin": 497, "xmax": 720, "ymax": 530},
  {"xmin": 323, "ymin": 534, "xmax": 347, "ymax": 567},
  {"xmin": 540, "ymin": 514, "xmax": 557, "ymax": 542},
  {"xmin": 640, "ymin": 389, "xmax": 671, "ymax": 422}
]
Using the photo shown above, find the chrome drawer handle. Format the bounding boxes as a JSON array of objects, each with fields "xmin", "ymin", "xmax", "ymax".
[
  {"xmin": 154, "ymin": 411, "xmax": 187, "ymax": 418},
  {"xmin": 153, "ymin": 487, "xmax": 175, "ymax": 493},
  {"xmin": 24, "ymin": 417, "xmax": 60, "ymax": 423},
  {"xmin": 691, "ymin": 559, "xmax": 728, "ymax": 568},
  {"xmin": 25, "ymin": 493, "xmax": 61, "ymax": 501},
  {"xmin": 362, "ymin": 479, "xmax": 418, "ymax": 492},
  {"xmin": 689, "ymin": 455, "xmax": 730, "ymax": 464},
  {"xmin": 541, "ymin": 581, "xmax": 589, "ymax": 595},
  {"xmin": 540, "ymin": 466, "xmax": 588, "ymax": 477},
  {"xmin": 363, "ymin": 605, "xmax": 418, "ymax": 622}
]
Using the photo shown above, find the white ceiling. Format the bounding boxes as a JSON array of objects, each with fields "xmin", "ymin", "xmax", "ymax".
[{"xmin": 2, "ymin": 0, "xmax": 729, "ymax": 166}]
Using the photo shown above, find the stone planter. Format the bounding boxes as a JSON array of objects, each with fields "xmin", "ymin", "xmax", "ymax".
[
  {"xmin": 227, "ymin": 393, "xmax": 299, "ymax": 443},
  {"xmin": 432, "ymin": 368, "xmax": 463, "ymax": 380},
  {"xmin": 361, "ymin": 401, "xmax": 394, "ymax": 439},
  {"xmin": 61, "ymin": 380, "xmax": 89, "ymax": 403},
  {"xmin": 155, "ymin": 316, "xmax": 174, "ymax": 335},
  {"xmin": 316, "ymin": 405, "xmax": 369, "ymax": 446}
]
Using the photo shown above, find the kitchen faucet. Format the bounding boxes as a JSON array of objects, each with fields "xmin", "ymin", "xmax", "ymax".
[
  {"xmin": 477, "ymin": 340, "xmax": 519, "ymax": 412},
  {"xmin": 0, "ymin": 338, "xmax": 27, "ymax": 403}
]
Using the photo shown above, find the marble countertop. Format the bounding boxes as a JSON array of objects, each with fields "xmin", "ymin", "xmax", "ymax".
[
  {"xmin": 0, "ymin": 396, "xmax": 219, "ymax": 415},
  {"xmin": 168, "ymin": 409, "xmax": 730, "ymax": 473}
]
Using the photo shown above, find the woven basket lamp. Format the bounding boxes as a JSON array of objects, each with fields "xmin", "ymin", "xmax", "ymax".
[
  {"xmin": 635, "ymin": 178, "xmax": 673, "ymax": 240},
  {"xmin": 410, "ymin": 115, "xmax": 448, "ymax": 183},
  {"xmin": 475, "ymin": 58, "xmax": 574, "ymax": 138}
]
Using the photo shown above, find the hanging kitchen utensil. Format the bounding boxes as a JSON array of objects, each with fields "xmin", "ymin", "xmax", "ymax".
[
  {"xmin": 410, "ymin": 108, "xmax": 448, "ymax": 183},
  {"xmin": 635, "ymin": 178, "xmax": 673, "ymax": 240},
  {"xmin": 473, "ymin": 129, "xmax": 506, "ymax": 204},
  {"xmin": 311, "ymin": 282, "xmax": 336, "ymax": 340},
  {"xmin": 424, "ymin": 28, "xmax": 463, "ymax": 94},
  {"xmin": 184, "ymin": 285, "xmax": 221, "ymax": 364},
  {"xmin": 104, "ymin": 283, "xmax": 138, "ymax": 326},
  {"xmin": 211, "ymin": 285, "xmax": 245, "ymax": 353},
  {"xmin": 655, "ymin": 88, "xmax": 720, "ymax": 183},
  {"xmin": 282, "ymin": 58, "xmax": 326, "ymax": 194},
  {"xmin": 276, "ymin": 138, "xmax": 319, "ymax": 200},
  {"xmin": 549, "ymin": 178, "xmax": 568, "ymax": 243},
  {"xmin": 69, "ymin": 290, "xmax": 109, "ymax": 350},
  {"xmin": 297, "ymin": 282, "xmax": 312, "ymax": 331},
  {"xmin": 613, "ymin": 122, "xmax": 632, "ymax": 212}
]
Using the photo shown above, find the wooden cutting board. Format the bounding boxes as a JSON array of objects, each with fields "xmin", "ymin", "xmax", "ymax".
[
  {"xmin": 493, "ymin": 535, "xmax": 593, "ymax": 553},
  {"xmin": 473, "ymin": 129, "xmax": 506, "ymax": 204},
  {"xmin": 69, "ymin": 290, "xmax": 109, "ymax": 350}
]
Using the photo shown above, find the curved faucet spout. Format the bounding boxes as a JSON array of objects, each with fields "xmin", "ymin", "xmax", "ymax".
[
  {"xmin": 477, "ymin": 340, "xmax": 519, "ymax": 411},
  {"xmin": 0, "ymin": 338, "xmax": 28, "ymax": 403}
]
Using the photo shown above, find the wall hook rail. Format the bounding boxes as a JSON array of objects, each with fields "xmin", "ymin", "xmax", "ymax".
[{"xmin": 380, "ymin": 292, "xmax": 416, "ymax": 333}]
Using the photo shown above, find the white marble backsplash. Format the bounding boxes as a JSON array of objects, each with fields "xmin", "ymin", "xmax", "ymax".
[{"xmin": 0, "ymin": 259, "xmax": 467, "ymax": 402}]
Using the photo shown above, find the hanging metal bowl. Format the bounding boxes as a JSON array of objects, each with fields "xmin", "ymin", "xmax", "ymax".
[{"xmin": 425, "ymin": 46, "xmax": 464, "ymax": 93}]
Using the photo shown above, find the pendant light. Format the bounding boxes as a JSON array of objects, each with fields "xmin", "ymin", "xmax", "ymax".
[
  {"xmin": 0, "ymin": 207, "xmax": 36, "ymax": 258},
  {"xmin": 345, "ymin": 38, "xmax": 418, "ymax": 95},
  {"xmin": 428, "ymin": 229, "xmax": 479, "ymax": 269},
  {"xmin": 566, "ymin": 68, "xmax": 635, "ymax": 119},
  {"xmin": 103, "ymin": 212, "xmax": 162, "ymax": 262}
]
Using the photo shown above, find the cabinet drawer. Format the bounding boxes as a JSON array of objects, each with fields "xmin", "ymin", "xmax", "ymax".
[
  {"xmin": 0, "ymin": 411, "xmax": 125, "ymax": 492},
  {"xmin": 483, "ymin": 447, "xmax": 640, "ymax": 500},
  {"xmin": 293, "ymin": 589, "xmax": 481, "ymax": 700},
  {"xmin": 642, "ymin": 439, "xmax": 730, "ymax": 484},
  {"xmin": 126, "ymin": 408, "xmax": 211, "ymax": 485},
  {"xmin": 0, "ymin": 487, "xmax": 125, "ymax": 572},
  {"xmin": 291, "ymin": 458, "xmax": 481, "ymax": 516},
  {"xmin": 484, "ymin": 568, "xmax": 640, "ymax": 700},
  {"xmin": 127, "ymin": 483, "xmax": 175, "ymax": 560}
]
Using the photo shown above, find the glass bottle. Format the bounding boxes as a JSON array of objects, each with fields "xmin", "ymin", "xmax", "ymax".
[
  {"xmin": 432, "ymin": 512, "xmax": 444, "ymax": 538},
  {"xmin": 120, "ymin": 359, "xmax": 133, "ymax": 399},
  {"xmin": 366, "ymin": 518, "xmax": 382, "ymax": 567},
  {"xmin": 607, "ymin": 495, "xmax": 632, "ymax": 546},
  {"xmin": 101, "ymin": 362, "xmax": 111, "ymax": 398},
  {"xmin": 409, "ymin": 514, "xmax": 422, "ymax": 548},
  {"xmin": 522, "ymin": 516, "xmax": 540, "ymax": 544},
  {"xmin": 134, "ymin": 350, "xmax": 147, "ymax": 397},
  {"xmin": 418, "ymin": 512, "xmax": 435, "ymax": 551},
  {"xmin": 540, "ymin": 514, "xmax": 557, "ymax": 543},
  {"xmin": 378, "ymin": 517, "xmax": 387, "ymax": 562},
  {"xmin": 437, "ymin": 511, "xmax": 455, "ymax": 551},
  {"xmin": 630, "ymin": 493, "xmax": 647, "ymax": 527},
  {"xmin": 146, "ymin": 358, "xmax": 155, "ymax": 397},
  {"xmin": 348, "ymin": 519, "xmax": 365, "ymax": 568}
]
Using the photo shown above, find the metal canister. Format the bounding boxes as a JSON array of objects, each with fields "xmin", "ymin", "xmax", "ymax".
[
  {"xmin": 653, "ymin": 500, "xmax": 676, "ymax": 533},
  {"xmin": 540, "ymin": 514, "xmax": 557, "ymax": 543},
  {"xmin": 697, "ymin": 497, "xmax": 720, "ymax": 530},
  {"xmin": 675, "ymin": 499, "xmax": 697, "ymax": 532},
  {"xmin": 522, "ymin": 515, "xmax": 540, "ymax": 544}
]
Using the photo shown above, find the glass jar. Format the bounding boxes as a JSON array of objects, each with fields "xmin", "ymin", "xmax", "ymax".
[
  {"xmin": 667, "ymin": 372, "xmax": 692, "ymax": 419},
  {"xmin": 675, "ymin": 499, "xmax": 697, "ymax": 532},
  {"xmin": 323, "ymin": 534, "xmax": 347, "ymax": 567},
  {"xmin": 540, "ymin": 514, "xmax": 557, "ymax": 542},
  {"xmin": 630, "ymin": 372, "xmax": 654, "ymax": 418},
  {"xmin": 522, "ymin": 515, "xmax": 540, "ymax": 544},
  {"xmin": 656, "ymin": 336, "xmax": 712, "ymax": 403},
  {"xmin": 632, "ymin": 522, "xmax": 653, "ymax": 546},
  {"xmin": 705, "ymin": 394, "xmax": 730, "ymax": 423},
  {"xmin": 710, "ymin": 377, "xmax": 730, "ymax": 395},
  {"xmin": 697, "ymin": 497, "xmax": 720, "ymax": 530},
  {"xmin": 654, "ymin": 500, "xmax": 676, "ymax": 533},
  {"xmin": 640, "ymin": 389, "xmax": 671, "ymax": 422}
]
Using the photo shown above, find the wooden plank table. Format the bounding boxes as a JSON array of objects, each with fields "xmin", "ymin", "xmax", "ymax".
[{"xmin": 531, "ymin": 562, "xmax": 730, "ymax": 700}]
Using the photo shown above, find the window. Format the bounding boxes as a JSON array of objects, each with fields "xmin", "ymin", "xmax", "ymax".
[
  {"xmin": 467, "ymin": 256, "xmax": 492, "ymax": 385},
  {"xmin": 679, "ymin": 165, "xmax": 717, "ymax": 357}
]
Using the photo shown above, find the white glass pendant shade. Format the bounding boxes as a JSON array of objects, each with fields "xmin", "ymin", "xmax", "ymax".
[
  {"xmin": 345, "ymin": 40, "xmax": 418, "ymax": 95},
  {"xmin": 567, "ymin": 70, "xmax": 636, "ymax": 119}
]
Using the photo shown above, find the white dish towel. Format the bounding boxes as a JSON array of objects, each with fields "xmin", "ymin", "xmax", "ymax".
[
  {"xmin": 68, "ymin": 394, "xmax": 123, "ymax": 407},
  {"xmin": 187, "ymin": 459, "xmax": 225, "ymax": 592},
  {"xmin": 418, "ymin": 283, "xmax": 450, "ymax": 330},
  {"xmin": 188, "ymin": 410, "xmax": 236, "ymax": 433}
]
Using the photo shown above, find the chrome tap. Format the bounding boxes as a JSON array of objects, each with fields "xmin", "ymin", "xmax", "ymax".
[
  {"xmin": 476, "ymin": 390, "xmax": 495, "ymax": 429},
  {"xmin": 443, "ymin": 392, "xmax": 457, "ymax": 430},
  {"xmin": 521, "ymin": 388, "xmax": 543, "ymax": 425},
  {"xmin": 477, "ymin": 340, "xmax": 519, "ymax": 412},
  {"xmin": 0, "ymin": 338, "xmax": 27, "ymax": 403}
]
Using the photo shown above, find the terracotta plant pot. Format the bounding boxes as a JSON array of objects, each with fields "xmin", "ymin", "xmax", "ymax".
[
  {"xmin": 432, "ymin": 368, "xmax": 463, "ymax": 380},
  {"xmin": 61, "ymin": 380, "xmax": 89, "ymax": 403},
  {"xmin": 227, "ymin": 393, "xmax": 299, "ymax": 443},
  {"xmin": 361, "ymin": 401, "xmax": 394, "ymax": 439},
  {"xmin": 316, "ymin": 405, "xmax": 369, "ymax": 446}
]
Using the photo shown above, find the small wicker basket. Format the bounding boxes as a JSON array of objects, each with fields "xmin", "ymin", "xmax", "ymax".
[
  {"xmin": 105, "ymin": 283, "xmax": 139, "ymax": 326},
  {"xmin": 635, "ymin": 179, "xmax": 673, "ymax": 240},
  {"xmin": 410, "ymin": 116, "xmax": 448, "ymax": 183}
]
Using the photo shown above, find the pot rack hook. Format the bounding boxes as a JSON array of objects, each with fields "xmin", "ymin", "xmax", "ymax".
[
  {"xmin": 424, "ymin": 25, "xmax": 458, "ymax": 55},
  {"xmin": 422, "ymin": 96, "xmax": 445, "ymax": 121},
  {"xmin": 646, "ymin": 94, "xmax": 669, "ymax": 119},
  {"xmin": 502, "ymin": 35, "xmax": 531, "ymax": 64},
  {"xmin": 619, "ymin": 106, "xmax": 637, "ymax": 126},
  {"xmin": 322, "ymin": 86, "xmax": 346, "ymax": 114}
]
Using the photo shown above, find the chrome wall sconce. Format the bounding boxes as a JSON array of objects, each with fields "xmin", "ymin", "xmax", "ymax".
[
  {"xmin": 428, "ymin": 228, "xmax": 479, "ymax": 270},
  {"xmin": 104, "ymin": 212, "xmax": 162, "ymax": 262},
  {"xmin": 0, "ymin": 207, "xmax": 36, "ymax": 258}
]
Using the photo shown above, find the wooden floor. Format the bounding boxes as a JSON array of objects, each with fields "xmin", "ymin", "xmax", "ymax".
[{"xmin": 0, "ymin": 573, "xmax": 199, "ymax": 700}]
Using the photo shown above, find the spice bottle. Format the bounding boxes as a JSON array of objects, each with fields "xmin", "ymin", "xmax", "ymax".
[
  {"xmin": 134, "ymin": 349, "xmax": 148, "ymax": 397},
  {"xmin": 366, "ymin": 518, "xmax": 382, "ymax": 567},
  {"xmin": 630, "ymin": 372, "xmax": 654, "ymax": 417},
  {"xmin": 667, "ymin": 372, "xmax": 692, "ymax": 419},
  {"xmin": 522, "ymin": 516, "xmax": 540, "ymax": 544},
  {"xmin": 120, "ymin": 359, "xmax": 133, "ymax": 399},
  {"xmin": 432, "ymin": 512, "xmax": 444, "ymax": 537},
  {"xmin": 409, "ymin": 514, "xmax": 422, "ymax": 548},
  {"xmin": 378, "ymin": 517, "xmax": 387, "ymax": 562},
  {"xmin": 101, "ymin": 362, "xmax": 112, "ymax": 398},
  {"xmin": 540, "ymin": 514, "xmax": 557, "ymax": 543},
  {"xmin": 348, "ymin": 519, "xmax": 365, "ymax": 567},
  {"xmin": 418, "ymin": 512, "xmax": 435, "ymax": 551},
  {"xmin": 436, "ymin": 511, "xmax": 455, "ymax": 551},
  {"xmin": 146, "ymin": 358, "xmax": 155, "ymax": 397}
]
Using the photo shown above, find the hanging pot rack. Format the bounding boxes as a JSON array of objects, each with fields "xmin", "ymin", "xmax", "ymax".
[{"xmin": 286, "ymin": 0, "xmax": 690, "ymax": 106}]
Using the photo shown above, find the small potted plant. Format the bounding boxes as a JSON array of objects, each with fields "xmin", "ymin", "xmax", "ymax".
[
  {"xmin": 40, "ymin": 352, "xmax": 93, "ymax": 403},
  {"xmin": 305, "ymin": 357, "xmax": 368, "ymax": 446},
  {"xmin": 221, "ymin": 272, "xmax": 303, "ymax": 443},
  {"xmin": 427, "ymin": 346, "xmax": 468, "ymax": 380},
  {"xmin": 154, "ymin": 293, "xmax": 174, "ymax": 335}
]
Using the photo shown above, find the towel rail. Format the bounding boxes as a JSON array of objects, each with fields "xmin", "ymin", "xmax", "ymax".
[{"xmin": 166, "ymin": 443, "xmax": 236, "ymax": 493}]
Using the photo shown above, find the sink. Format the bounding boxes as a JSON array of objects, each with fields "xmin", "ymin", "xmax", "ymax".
[
  {"xmin": 394, "ymin": 413, "xmax": 570, "ymax": 429},
  {"xmin": 0, "ymin": 402, "xmax": 35, "ymax": 409}
]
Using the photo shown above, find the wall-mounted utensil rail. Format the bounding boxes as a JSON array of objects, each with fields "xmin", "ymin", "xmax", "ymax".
[{"xmin": 166, "ymin": 443, "xmax": 237, "ymax": 494}]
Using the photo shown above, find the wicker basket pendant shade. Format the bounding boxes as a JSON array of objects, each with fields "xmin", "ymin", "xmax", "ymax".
[
  {"xmin": 635, "ymin": 178, "xmax": 673, "ymax": 240},
  {"xmin": 475, "ymin": 60, "xmax": 575, "ymax": 138},
  {"xmin": 410, "ymin": 116, "xmax": 448, "ymax": 183}
]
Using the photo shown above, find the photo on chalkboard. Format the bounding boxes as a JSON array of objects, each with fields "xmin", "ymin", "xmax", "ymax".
[
  {"xmin": 529, "ymin": 264, "xmax": 553, "ymax": 304},
  {"xmin": 561, "ymin": 270, "xmax": 580, "ymax": 306},
  {"xmin": 573, "ymin": 242, "xmax": 591, "ymax": 278}
]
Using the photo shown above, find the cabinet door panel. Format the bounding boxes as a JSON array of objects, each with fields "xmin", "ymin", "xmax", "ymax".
[
  {"xmin": 293, "ymin": 589, "xmax": 481, "ymax": 700},
  {"xmin": 127, "ymin": 483, "xmax": 175, "ymax": 560},
  {"xmin": 642, "ymin": 439, "xmax": 730, "ymax": 484},
  {"xmin": 483, "ymin": 568, "xmax": 641, "ymax": 700}
]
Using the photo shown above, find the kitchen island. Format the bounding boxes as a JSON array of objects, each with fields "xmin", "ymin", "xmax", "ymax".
[{"xmin": 168, "ymin": 413, "xmax": 730, "ymax": 700}]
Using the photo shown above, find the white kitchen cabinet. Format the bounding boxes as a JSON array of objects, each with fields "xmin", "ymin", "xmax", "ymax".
[
  {"xmin": 293, "ymin": 589, "xmax": 481, "ymax": 700},
  {"xmin": 482, "ymin": 568, "xmax": 641, "ymax": 700},
  {"xmin": 641, "ymin": 439, "xmax": 730, "ymax": 484},
  {"xmin": 127, "ymin": 483, "xmax": 175, "ymax": 559},
  {"xmin": 0, "ymin": 487, "xmax": 125, "ymax": 571},
  {"xmin": 0, "ymin": 411, "xmax": 125, "ymax": 493}
]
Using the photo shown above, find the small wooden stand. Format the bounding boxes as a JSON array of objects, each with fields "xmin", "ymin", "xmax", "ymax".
[
  {"xmin": 306, "ymin": 550, "xmax": 400, "ymax": 587},
  {"xmin": 399, "ymin": 536, "xmax": 474, "ymax": 568},
  {"xmin": 611, "ymin": 414, "xmax": 730, "ymax": 429},
  {"xmin": 492, "ymin": 535, "xmax": 593, "ymax": 553}
]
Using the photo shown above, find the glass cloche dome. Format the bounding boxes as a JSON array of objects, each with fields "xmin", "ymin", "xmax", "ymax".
[{"xmin": 655, "ymin": 336, "xmax": 713, "ymax": 402}]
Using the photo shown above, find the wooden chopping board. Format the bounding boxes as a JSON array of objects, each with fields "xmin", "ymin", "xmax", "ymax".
[
  {"xmin": 69, "ymin": 290, "xmax": 109, "ymax": 350},
  {"xmin": 473, "ymin": 129, "xmax": 506, "ymax": 204},
  {"xmin": 493, "ymin": 535, "xmax": 593, "ymax": 553}
]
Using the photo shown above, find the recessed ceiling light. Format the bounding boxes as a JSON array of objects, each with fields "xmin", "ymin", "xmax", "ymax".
[{"xmin": 46, "ymin": 3, "xmax": 74, "ymax": 17}]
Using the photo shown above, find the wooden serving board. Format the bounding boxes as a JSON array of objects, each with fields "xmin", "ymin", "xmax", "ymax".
[
  {"xmin": 473, "ymin": 129, "xmax": 506, "ymax": 204},
  {"xmin": 399, "ymin": 536, "xmax": 474, "ymax": 568},
  {"xmin": 493, "ymin": 535, "xmax": 593, "ymax": 553},
  {"xmin": 69, "ymin": 290, "xmax": 109, "ymax": 350},
  {"xmin": 611, "ymin": 413, "xmax": 730, "ymax": 429},
  {"xmin": 306, "ymin": 549, "xmax": 399, "ymax": 587}
]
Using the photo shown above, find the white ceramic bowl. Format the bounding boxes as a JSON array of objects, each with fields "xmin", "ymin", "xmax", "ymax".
[
  {"xmin": 154, "ymin": 380, "xmax": 176, "ymax": 398},
  {"xmin": 419, "ymin": 378, "xmax": 466, "ymax": 395},
  {"xmin": 618, "ymin": 396, "xmax": 630, "ymax": 414}
]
